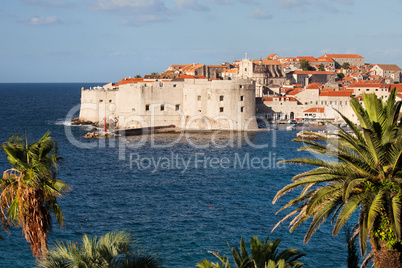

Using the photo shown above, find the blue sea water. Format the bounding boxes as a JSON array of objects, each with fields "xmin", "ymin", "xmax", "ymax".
[{"xmin": 0, "ymin": 83, "xmax": 350, "ymax": 267}]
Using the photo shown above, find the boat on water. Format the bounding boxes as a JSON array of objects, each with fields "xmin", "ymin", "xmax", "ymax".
[{"xmin": 286, "ymin": 124, "xmax": 297, "ymax": 131}]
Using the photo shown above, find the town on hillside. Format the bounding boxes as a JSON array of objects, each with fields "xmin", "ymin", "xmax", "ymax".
[
  {"xmin": 78, "ymin": 53, "xmax": 402, "ymax": 131},
  {"xmin": 151, "ymin": 53, "xmax": 402, "ymax": 124}
]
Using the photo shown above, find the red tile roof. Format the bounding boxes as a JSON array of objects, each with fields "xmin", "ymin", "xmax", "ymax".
[
  {"xmin": 223, "ymin": 69, "xmax": 238, "ymax": 73},
  {"xmin": 117, "ymin": 77, "xmax": 146, "ymax": 85},
  {"xmin": 306, "ymin": 83, "xmax": 322, "ymax": 89},
  {"xmin": 374, "ymin": 64, "xmax": 402, "ymax": 71},
  {"xmin": 319, "ymin": 54, "xmax": 364, "ymax": 59},
  {"xmin": 285, "ymin": 88, "xmax": 302, "ymax": 95},
  {"xmin": 181, "ymin": 64, "xmax": 204, "ymax": 72},
  {"xmin": 208, "ymin": 65, "xmax": 228, "ymax": 69},
  {"xmin": 388, "ymin": 84, "xmax": 402, "ymax": 92},
  {"xmin": 319, "ymin": 90, "xmax": 353, "ymax": 97},
  {"xmin": 304, "ymin": 107, "xmax": 325, "ymax": 113}
]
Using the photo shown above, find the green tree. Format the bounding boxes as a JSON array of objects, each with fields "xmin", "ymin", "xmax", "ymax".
[
  {"xmin": 337, "ymin": 73, "xmax": 345, "ymax": 80},
  {"xmin": 36, "ymin": 230, "xmax": 162, "ymax": 268},
  {"xmin": 197, "ymin": 236, "xmax": 305, "ymax": 268},
  {"xmin": 318, "ymin": 64, "xmax": 325, "ymax": 71},
  {"xmin": 272, "ymin": 89, "xmax": 402, "ymax": 268},
  {"xmin": 0, "ymin": 132, "xmax": 70, "ymax": 258},
  {"xmin": 300, "ymin": 60, "xmax": 311, "ymax": 71},
  {"xmin": 342, "ymin": 62, "xmax": 351, "ymax": 69},
  {"xmin": 135, "ymin": 75, "xmax": 142, "ymax": 78},
  {"xmin": 150, "ymin": 72, "xmax": 159, "ymax": 76}
]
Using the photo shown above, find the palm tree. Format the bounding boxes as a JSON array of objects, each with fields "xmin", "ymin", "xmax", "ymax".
[
  {"xmin": 344, "ymin": 225, "xmax": 359, "ymax": 268},
  {"xmin": 0, "ymin": 132, "xmax": 70, "ymax": 258},
  {"xmin": 36, "ymin": 230, "xmax": 162, "ymax": 268},
  {"xmin": 272, "ymin": 89, "xmax": 402, "ymax": 267},
  {"xmin": 197, "ymin": 236, "xmax": 305, "ymax": 268}
]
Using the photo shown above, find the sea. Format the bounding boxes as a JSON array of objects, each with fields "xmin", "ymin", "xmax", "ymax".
[{"xmin": 0, "ymin": 83, "xmax": 350, "ymax": 267}]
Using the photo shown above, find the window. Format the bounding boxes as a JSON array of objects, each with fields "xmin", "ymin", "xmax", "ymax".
[
  {"xmin": 220, "ymin": 95, "xmax": 224, "ymax": 101},
  {"xmin": 241, "ymin": 107, "xmax": 244, "ymax": 112},
  {"xmin": 145, "ymin": 105, "xmax": 150, "ymax": 111},
  {"xmin": 175, "ymin": 104, "xmax": 180, "ymax": 111},
  {"xmin": 197, "ymin": 95, "xmax": 201, "ymax": 101},
  {"xmin": 109, "ymin": 100, "xmax": 112, "ymax": 103},
  {"xmin": 366, "ymin": 89, "xmax": 369, "ymax": 91},
  {"xmin": 220, "ymin": 107, "xmax": 224, "ymax": 112},
  {"xmin": 99, "ymin": 100, "xmax": 103, "ymax": 102},
  {"xmin": 375, "ymin": 88, "xmax": 378, "ymax": 91},
  {"xmin": 173, "ymin": 84, "xmax": 177, "ymax": 87},
  {"xmin": 161, "ymin": 105, "xmax": 164, "ymax": 111},
  {"xmin": 240, "ymin": 96, "xmax": 244, "ymax": 101}
]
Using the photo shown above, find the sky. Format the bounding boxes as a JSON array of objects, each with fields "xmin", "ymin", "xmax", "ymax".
[{"xmin": 1, "ymin": 0, "xmax": 402, "ymax": 83}]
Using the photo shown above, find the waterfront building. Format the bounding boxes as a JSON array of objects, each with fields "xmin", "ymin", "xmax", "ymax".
[{"xmin": 79, "ymin": 77, "xmax": 258, "ymax": 131}]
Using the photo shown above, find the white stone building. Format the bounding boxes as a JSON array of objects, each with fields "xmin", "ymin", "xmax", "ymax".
[
  {"xmin": 370, "ymin": 64, "xmax": 402, "ymax": 83},
  {"xmin": 79, "ymin": 78, "xmax": 258, "ymax": 131}
]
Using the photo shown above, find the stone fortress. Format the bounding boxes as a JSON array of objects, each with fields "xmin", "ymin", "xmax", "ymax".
[{"xmin": 79, "ymin": 77, "xmax": 258, "ymax": 131}]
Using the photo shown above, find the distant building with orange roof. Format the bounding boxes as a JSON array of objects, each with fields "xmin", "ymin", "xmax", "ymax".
[
  {"xmin": 318, "ymin": 54, "xmax": 365, "ymax": 68},
  {"xmin": 302, "ymin": 107, "xmax": 334, "ymax": 120},
  {"xmin": 346, "ymin": 81, "xmax": 390, "ymax": 100},
  {"xmin": 265, "ymin": 53, "xmax": 279, "ymax": 60},
  {"xmin": 162, "ymin": 63, "xmax": 228, "ymax": 80},
  {"xmin": 371, "ymin": 64, "xmax": 401, "ymax": 83}
]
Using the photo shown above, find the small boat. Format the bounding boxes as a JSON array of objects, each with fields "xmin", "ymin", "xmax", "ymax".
[{"xmin": 286, "ymin": 124, "xmax": 296, "ymax": 131}]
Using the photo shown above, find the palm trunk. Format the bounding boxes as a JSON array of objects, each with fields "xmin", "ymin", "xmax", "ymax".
[{"xmin": 371, "ymin": 240, "xmax": 402, "ymax": 268}]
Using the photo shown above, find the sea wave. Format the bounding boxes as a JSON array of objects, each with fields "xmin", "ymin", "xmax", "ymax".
[{"xmin": 54, "ymin": 118, "xmax": 72, "ymax": 126}]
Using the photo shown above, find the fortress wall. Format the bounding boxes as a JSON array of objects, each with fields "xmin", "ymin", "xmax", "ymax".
[
  {"xmin": 116, "ymin": 82, "xmax": 185, "ymax": 129},
  {"xmin": 78, "ymin": 79, "xmax": 258, "ymax": 130},
  {"xmin": 182, "ymin": 79, "xmax": 258, "ymax": 130},
  {"xmin": 79, "ymin": 88, "xmax": 117, "ymax": 123}
]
